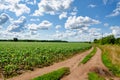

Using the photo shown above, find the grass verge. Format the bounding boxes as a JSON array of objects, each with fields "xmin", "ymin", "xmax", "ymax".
[
  {"xmin": 88, "ymin": 72, "xmax": 105, "ymax": 80},
  {"xmin": 32, "ymin": 67, "xmax": 70, "ymax": 80},
  {"xmin": 100, "ymin": 45, "xmax": 120, "ymax": 77},
  {"xmin": 80, "ymin": 47, "xmax": 97, "ymax": 64}
]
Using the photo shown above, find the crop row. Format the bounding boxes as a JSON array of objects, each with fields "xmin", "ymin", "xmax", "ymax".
[{"xmin": 0, "ymin": 42, "xmax": 91, "ymax": 77}]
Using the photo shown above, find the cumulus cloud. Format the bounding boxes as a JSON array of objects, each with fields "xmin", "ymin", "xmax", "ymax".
[
  {"xmin": 11, "ymin": 4, "xmax": 30, "ymax": 16},
  {"xmin": 7, "ymin": 16, "xmax": 26, "ymax": 32},
  {"xmin": 77, "ymin": 28, "xmax": 101, "ymax": 41},
  {"xmin": 88, "ymin": 4, "xmax": 96, "ymax": 8},
  {"xmin": 65, "ymin": 16, "xmax": 100, "ymax": 29},
  {"xmin": 0, "ymin": 0, "xmax": 30, "ymax": 16},
  {"xmin": 70, "ymin": 7, "xmax": 78, "ymax": 16},
  {"xmin": 0, "ymin": 26, "xmax": 2, "ymax": 29},
  {"xmin": 38, "ymin": 20, "xmax": 52, "ymax": 29},
  {"xmin": 27, "ymin": 24, "xmax": 39, "ymax": 31},
  {"xmin": 27, "ymin": 20, "xmax": 52, "ymax": 30},
  {"xmin": 107, "ymin": 1, "xmax": 120, "ymax": 17},
  {"xmin": 70, "ymin": 12, "xmax": 77, "ymax": 16},
  {"xmin": 110, "ymin": 26, "xmax": 120, "ymax": 37},
  {"xmin": 59, "ymin": 12, "xmax": 67, "ymax": 20},
  {"xmin": 103, "ymin": 32, "xmax": 112, "ymax": 37},
  {"xmin": 0, "ymin": 13, "xmax": 9, "ymax": 25},
  {"xmin": 52, "ymin": 27, "xmax": 102, "ymax": 41},
  {"xmin": 104, "ymin": 23, "xmax": 109, "ymax": 27},
  {"xmin": 0, "ymin": 30, "xmax": 37, "ymax": 39},
  {"xmin": 52, "ymin": 30, "xmax": 77, "ymax": 40},
  {"xmin": 33, "ymin": 0, "xmax": 73, "ymax": 16},
  {"xmin": 55, "ymin": 25, "xmax": 61, "ymax": 29},
  {"xmin": 88, "ymin": 28, "xmax": 101, "ymax": 36}
]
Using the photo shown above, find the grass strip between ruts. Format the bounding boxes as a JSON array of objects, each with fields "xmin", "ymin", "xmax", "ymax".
[{"xmin": 32, "ymin": 67, "xmax": 70, "ymax": 80}]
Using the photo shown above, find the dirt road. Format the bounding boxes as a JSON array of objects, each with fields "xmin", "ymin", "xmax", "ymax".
[
  {"xmin": 61, "ymin": 47, "xmax": 120, "ymax": 80},
  {"xmin": 7, "ymin": 47, "xmax": 120, "ymax": 80},
  {"xmin": 8, "ymin": 48, "xmax": 93, "ymax": 80}
]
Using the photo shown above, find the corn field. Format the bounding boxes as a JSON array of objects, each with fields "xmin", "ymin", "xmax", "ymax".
[{"xmin": 0, "ymin": 42, "xmax": 91, "ymax": 77}]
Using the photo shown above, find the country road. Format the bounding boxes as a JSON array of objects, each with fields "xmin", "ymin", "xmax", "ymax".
[{"xmin": 6, "ymin": 47, "xmax": 120, "ymax": 80}]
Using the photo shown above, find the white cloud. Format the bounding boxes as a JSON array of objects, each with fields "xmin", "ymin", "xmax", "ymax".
[
  {"xmin": 77, "ymin": 28, "xmax": 101, "ymax": 41},
  {"xmin": 70, "ymin": 12, "xmax": 77, "ymax": 16},
  {"xmin": 107, "ymin": 1, "xmax": 120, "ymax": 17},
  {"xmin": 11, "ymin": 4, "xmax": 30, "ymax": 16},
  {"xmin": 52, "ymin": 30, "xmax": 77, "ymax": 40},
  {"xmin": 33, "ymin": 0, "xmax": 74, "ymax": 16},
  {"xmin": 27, "ymin": 20, "xmax": 52, "ymax": 30},
  {"xmin": 51, "ymin": 27, "xmax": 102, "ymax": 41},
  {"xmin": 70, "ymin": 7, "xmax": 78, "ymax": 16},
  {"xmin": 110, "ymin": 26, "xmax": 120, "ymax": 37},
  {"xmin": 103, "ymin": 33, "xmax": 112, "ymax": 37},
  {"xmin": 0, "ymin": 26, "xmax": 2, "ymax": 29},
  {"xmin": 104, "ymin": 23, "xmax": 109, "ymax": 27},
  {"xmin": 27, "ymin": 24, "xmax": 39, "ymax": 31},
  {"xmin": 88, "ymin": 28, "xmax": 101, "ymax": 36},
  {"xmin": 59, "ymin": 12, "xmax": 67, "ymax": 20},
  {"xmin": 0, "ymin": 0, "xmax": 30, "ymax": 16},
  {"xmin": 30, "ymin": 18, "xmax": 40, "ymax": 22},
  {"xmin": 0, "ymin": 30, "xmax": 39, "ymax": 39},
  {"xmin": 52, "ymin": 32, "xmax": 66, "ymax": 40},
  {"xmin": 65, "ymin": 16, "xmax": 100, "ymax": 29},
  {"xmin": 0, "ymin": 30, "xmax": 20, "ymax": 39},
  {"xmin": 39, "ymin": 20, "xmax": 52, "ymax": 30},
  {"xmin": 73, "ymin": 7, "xmax": 78, "ymax": 12},
  {"xmin": 24, "ymin": 0, "xmax": 37, "ymax": 5},
  {"xmin": 55, "ymin": 25, "xmax": 61, "ymax": 29},
  {"xmin": 7, "ymin": 16, "xmax": 26, "ymax": 32},
  {"xmin": 88, "ymin": 4, "xmax": 96, "ymax": 8},
  {"xmin": 0, "ymin": 13, "xmax": 9, "ymax": 25}
]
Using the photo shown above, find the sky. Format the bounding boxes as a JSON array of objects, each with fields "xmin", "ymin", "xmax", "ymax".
[{"xmin": 0, "ymin": 0, "xmax": 120, "ymax": 41}]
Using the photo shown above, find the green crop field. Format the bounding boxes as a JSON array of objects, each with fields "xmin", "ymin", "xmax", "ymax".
[{"xmin": 0, "ymin": 42, "xmax": 91, "ymax": 77}]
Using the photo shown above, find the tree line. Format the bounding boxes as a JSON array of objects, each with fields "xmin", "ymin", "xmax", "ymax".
[
  {"xmin": 94, "ymin": 35, "xmax": 120, "ymax": 45},
  {"xmin": 0, "ymin": 38, "xmax": 68, "ymax": 42}
]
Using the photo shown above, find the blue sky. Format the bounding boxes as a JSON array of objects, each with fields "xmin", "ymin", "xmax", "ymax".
[{"xmin": 0, "ymin": 0, "xmax": 120, "ymax": 41}]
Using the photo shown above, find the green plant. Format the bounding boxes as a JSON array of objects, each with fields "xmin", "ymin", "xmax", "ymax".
[
  {"xmin": 0, "ymin": 42, "xmax": 91, "ymax": 77},
  {"xmin": 4, "ymin": 64, "xmax": 18, "ymax": 77},
  {"xmin": 88, "ymin": 72, "xmax": 105, "ymax": 80},
  {"xmin": 32, "ymin": 67, "xmax": 70, "ymax": 80},
  {"xmin": 80, "ymin": 47, "xmax": 97, "ymax": 64}
]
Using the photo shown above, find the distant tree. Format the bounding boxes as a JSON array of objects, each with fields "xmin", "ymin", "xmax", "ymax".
[
  {"xmin": 94, "ymin": 39, "xmax": 98, "ymax": 43},
  {"xmin": 109, "ymin": 35, "xmax": 115, "ymax": 44},
  {"xmin": 115, "ymin": 38, "xmax": 120, "ymax": 44},
  {"xmin": 101, "ymin": 35, "xmax": 115, "ymax": 44},
  {"xmin": 94, "ymin": 35, "xmax": 115, "ymax": 45},
  {"xmin": 13, "ymin": 38, "xmax": 18, "ymax": 41}
]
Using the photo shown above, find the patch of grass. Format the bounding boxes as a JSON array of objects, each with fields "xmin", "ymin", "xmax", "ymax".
[
  {"xmin": 88, "ymin": 72, "xmax": 105, "ymax": 80},
  {"xmin": 32, "ymin": 67, "xmax": 70, "ymax": 80},
  {"xmin": 100, "ymin": 45, "xmax": 120, "ymax": 77},
  {"xmin": 81, "ymin": 47, "xmax": 97, "ymax": 64}
]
